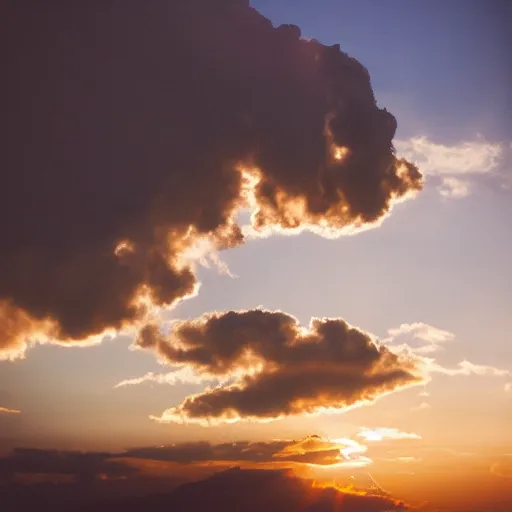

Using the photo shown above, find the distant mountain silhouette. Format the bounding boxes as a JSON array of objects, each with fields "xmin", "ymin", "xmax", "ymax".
[
  {"xmin": 2, "ymin": 467, "xmax": 407, "ymax": 511},
  {"xmin": 87, "ymin": 467, "xmax": 406, "ymax": 512}
]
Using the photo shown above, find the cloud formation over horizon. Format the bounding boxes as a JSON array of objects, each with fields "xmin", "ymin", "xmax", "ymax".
[
  {"xmin": 3, "ymin": 0, "xmax": 421, "ymax": 360},
  {"xmin": 0, "ymin": 436, "xmax": 376, "ymax": 484},
  {"xmin": 133, "ymin": 309, "xmax": 423, "ymax": 424}
]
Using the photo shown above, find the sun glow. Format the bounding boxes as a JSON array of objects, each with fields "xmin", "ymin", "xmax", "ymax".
[
  {"xmin": 332, "ymin": 145, "xmax": 350, "ymax": 162},
  {"xmin": 311, "ymin": 479, "xmax": 368, "ymax": 496}
]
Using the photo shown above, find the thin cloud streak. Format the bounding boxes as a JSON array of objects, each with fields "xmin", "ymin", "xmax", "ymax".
[
  {"xmin": 428, "ymin": 360, "xmax": 510, "ymax": 378},
  {"xmin": 357, "ymin": 428, "xmax": 421, "ymax": 442},
  {"xmin": 0, "ymin": 406, "xmax": 21, "ymax": 414},
  {"xmin": 114, "ymin": 368, "xmax": 212, "ymax": 389}
]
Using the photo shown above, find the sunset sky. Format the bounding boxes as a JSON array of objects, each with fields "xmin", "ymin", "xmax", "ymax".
[{"xmin": 2, "ymin": 1, "xmax": 511, "ymax": 511}]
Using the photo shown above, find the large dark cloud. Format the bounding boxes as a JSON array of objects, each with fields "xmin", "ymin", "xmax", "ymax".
[
  {"xmin": 136, "ymin": 310, "xmax": 423, "ymax": 423},
  {"xmin": 3, "ymin": 0, "xmax": 421, "ymax": 358}
]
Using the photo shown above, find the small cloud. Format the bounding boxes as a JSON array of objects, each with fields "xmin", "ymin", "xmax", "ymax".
[
  {"xmin": 357, "ymin": 428, "xmax": 421, "ymax": 442},
  {"xmin": 114, "ymin": 368, "xmax": 211, "ymax": 389},
  {"xmin": 395, "ymin": 135, "xmax": 505, "ymax": 197},
  {"xmin": 411, "ymin": 402, "xmax": 431, "ymax": 412},
  {"xmin": 438, "ymin": 177, "xmax": 471, "ymax": 198},
  {"xmin": 395, "ymin": 136, "xmax": 503, "ymax": 175},
  {"xmin": 385, "ymin": 322, "xmax": 454, "ymax": 354},
  {"xmin": 505, "ymin": 382, "xmax": 512, "ymax": 392},
  {"xmin": 0, "ymin": 406, "xmax": 21, "ymax": 414},
  {"xmin": 429, "ymin": 360, "xmax": 510, "ymax": 378}
]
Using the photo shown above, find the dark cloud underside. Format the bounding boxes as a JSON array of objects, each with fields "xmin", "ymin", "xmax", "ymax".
[{"xmin": 136, "ymin": 310, "xmax": 422, "ymax": 423}]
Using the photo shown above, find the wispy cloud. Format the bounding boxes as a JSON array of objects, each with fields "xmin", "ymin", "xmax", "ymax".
[
  {"xmin": 357, "ymin": 428, "xmax": 421, "ymax": 442},
  {"xmin": 0, "ymin": 406, "xmax": 21, "ymax": 414},
  {"xmin": 418, "ymin": 387, "xmax": 430, "ymax": 397},
  {"xmin": 411, "ymin": 402, "xmax": 431, "ymax": 412},
  {"xmin": 114, "ymin": 368, "xmax": 212, "ymax": 389},
  {"xmin": 382, "ymin": 456, "xmax": 420, "ymax": 463},
  {"xmin": 384, "ymin": 324, "xmax": 510, "ymax": 385},
  {"xmin": 438, "ymin": 176, "xmax": 472, "ymax": 198},
  {"xmin": 428, "ymin": 360, "xmax": 510, "ymax": 378},
  {"xmin": 385, "ymin": 322, "xmax": 454, "ymax": 354},
  {"xmin": 395, "ymin": 136, "xmax": 505, "ymax": 198}
]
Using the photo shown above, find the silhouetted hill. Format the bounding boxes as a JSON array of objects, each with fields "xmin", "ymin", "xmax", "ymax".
[
  {"xmin": 2, "ymin": 467, "xmax": 408, "ymax": 511},
  {"xmin": 96, "ymin": 467, "xmax": 405, "ymax": 512}
]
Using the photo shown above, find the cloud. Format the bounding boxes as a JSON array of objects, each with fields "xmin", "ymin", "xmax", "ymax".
[
  {"xmin": 0, "ymin": 436, "xmax": 375, "ymax": 485},
  {"xmin": 3, "ymin": 0, "xmax": 421, "ymax": 359},
  {"xmin": 382, "ymin": 456, "xmax": 420, "ymax": 463},
  {"xmin": 273, "ymin": 436, "xmax": 371, "ymax": 468},
  {"xmin": 385, "ymin": 323, "xmax": 455, "ymax": 354},
  {"xmin": 0, "ymin": 301, "xmax": 57, "ymax": 361},
  {"xmin": 395, "ymin": 136, "xmax": 502, "ymax": 176},
  {"xmin": 395, "ymin": 136, "xmax": 504, "ymax": 198},
  {"xmin": 438, "ymin": 177, "xmax": 472, "ymax": 198},
  {"xmin": 357, "ymin": 428, "xmax": 421, "ymax": 442},
  {"xmin": 118, "ymin": 317, "xmax": 507, "ymax": 424},
  {"xmin": 383, "ymin": 325, "xmax": 510, "ymax": 383},
  {"xmin": 428, "ymin": 360, "xmax": 510, "ymax": 378},
  {"xmin": 114, "ymin": 368, "xmax": 210, "ymax": 389},
  {"xmin": 505, "ymin": 382, "xmax": 512, "ymax": 392},
  {"xmin": 0, "ymin": 406, "xmax": 20, "ymax": 415},
  {"xmin": 122, "ymin": 435, "xmax": 371, "ymax": 470},
  {"xmin": 132, "ymin": 310, "xmax": 423, "ymax": 424},
  {"xmin": 411, "ymin": 402, "xmax": 431, "ymax": 412}
]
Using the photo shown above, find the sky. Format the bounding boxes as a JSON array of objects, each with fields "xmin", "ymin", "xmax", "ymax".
[{"xmin": 2, "ymin": 1, "xmax": 511, "ymax": 511}]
